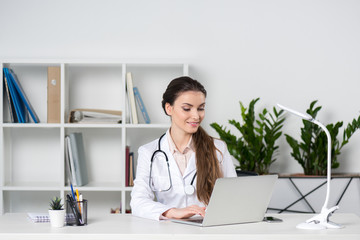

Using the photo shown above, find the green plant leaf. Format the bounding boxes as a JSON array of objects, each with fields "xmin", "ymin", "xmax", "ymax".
[
  {"xmin": 210, "ymin": 98, "xmax": 285, "ymax": 174},
  {"xmin": 285, "ymin": 100, "xmax": 360, "ymax": 175}
]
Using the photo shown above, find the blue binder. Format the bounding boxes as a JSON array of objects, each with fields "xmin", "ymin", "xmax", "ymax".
[
  {"xmin": 3, "ymin": 69, "xmax": 19, "ymax": 122},
  {"xmin": 4, "ymin": 68, "xmax": 39, "ymax": 123},
  {"xmin": 3, "ymin": 68, "xmax": 28, "ymax": 123},
  {"xmin": 133, "ymin": 87, "xmax": 150, "ymax": 124}
]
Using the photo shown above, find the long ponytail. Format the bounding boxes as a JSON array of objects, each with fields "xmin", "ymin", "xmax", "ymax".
[{"xmin": 193, "ymin": 126, "xmax": 222, "ymax": 205}]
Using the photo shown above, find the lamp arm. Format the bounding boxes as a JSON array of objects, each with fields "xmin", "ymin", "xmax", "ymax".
[
  {"xmin": 312, "ymin": 119, "xmax": 331, "ymax": 210},
  {"xmin": 277, "ymin": 103, "xmax": 342, "ymax": 229}
]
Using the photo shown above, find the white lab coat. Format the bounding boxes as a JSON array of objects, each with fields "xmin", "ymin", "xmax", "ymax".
[{"xmin": 130, "ymin": 130, "xmax": 237, "ymax": 221}]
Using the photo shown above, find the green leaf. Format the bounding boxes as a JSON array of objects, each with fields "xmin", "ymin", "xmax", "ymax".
[
  {"xmin": 210, "ymin": 98, "xmax": 285, "ymax": 174},
  {"xmin": 285, "ymin": 100, "xmax": 360, "ymax": 175}
]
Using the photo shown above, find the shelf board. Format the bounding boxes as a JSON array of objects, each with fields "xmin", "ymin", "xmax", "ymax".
[
  {"xmin": 64, "ymin": 123, "xmax": 123, "ymax": 128},
  {"xmin": 125, "ymin": 123, "xmax": 170, "ymax": 129},
  {"xmin": 1, "ymin": 182, "xmax": 125, "ymax": 192},
  {"xmin": 1, "ymin": 58, "xmax": 187, "ymax": 65},
  {"xmin": 1, "ymin": 123, "xmax": 61, "ymax": 128},
  {"xmin": 64, "ymin": 123, "xmax": 170, "ymax": 129},
  {"xmin": 2, "ymin": 182, "xmax": 61, "ymax": 191},
  {"xmin": 64, "ymin": 182, "xmax": 123, "ymax": 191}
]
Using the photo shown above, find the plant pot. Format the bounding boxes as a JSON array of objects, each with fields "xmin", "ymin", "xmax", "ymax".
[
  {"xmin": 48, "ymin": 209, "xmax": 65, "ymax": 227},
  {"xmin": 236, "ymin": 170, "xmax": 259, "ymax": 176}
]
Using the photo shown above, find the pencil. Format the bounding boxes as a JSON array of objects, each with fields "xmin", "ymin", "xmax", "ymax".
[{"xmin": 76, "ymin": 189, "xmax": 82, "ymax": 213}]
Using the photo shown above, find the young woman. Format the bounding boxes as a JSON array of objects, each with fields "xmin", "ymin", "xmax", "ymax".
[{"xmin": 130, "ymin": 76, "xmax": 236, "ymax": 220}]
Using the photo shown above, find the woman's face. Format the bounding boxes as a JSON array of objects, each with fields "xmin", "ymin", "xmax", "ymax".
[{"xmin": 165, "ymin": 90, "xmax": 206, "ymax": 135}]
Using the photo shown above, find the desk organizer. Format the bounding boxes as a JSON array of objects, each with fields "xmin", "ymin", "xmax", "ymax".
[{"xmin": 66, "ymin": 199, "xmax": 88, "ymax": 226}]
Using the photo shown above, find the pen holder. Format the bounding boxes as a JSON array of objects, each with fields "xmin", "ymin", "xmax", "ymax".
[{"xmin": 66, "ymin": 199, "xmax": 88, "ymax": 226}]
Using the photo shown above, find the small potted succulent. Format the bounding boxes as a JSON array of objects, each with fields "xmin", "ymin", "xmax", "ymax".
[{"xmin": 48, "ymin": 197, "xmax": 65, "ymax": 227}]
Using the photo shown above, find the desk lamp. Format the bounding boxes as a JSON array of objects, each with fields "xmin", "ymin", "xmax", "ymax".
[{"xmin": 277, "ymin": 104, "xmax": 343, "ymax": 230}]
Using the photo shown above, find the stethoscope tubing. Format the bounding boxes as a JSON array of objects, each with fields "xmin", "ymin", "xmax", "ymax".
[{"xmin": 149, "ymin": 133, "xmax": 196, "ymax": 195}]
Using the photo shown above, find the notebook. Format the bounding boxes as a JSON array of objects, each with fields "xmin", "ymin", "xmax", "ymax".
[{"xmin": 171, "ymin": 175, "xmax": 278, "ymax": 227}]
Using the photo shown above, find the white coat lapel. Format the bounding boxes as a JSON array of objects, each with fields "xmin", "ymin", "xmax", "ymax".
[
  {"xmin": 161, "ymin": 133, "xmax": 183, "ymax": 179},
  {"xmin": 183, "ymin": 152, "xmax": 196, "ymax": 179}
]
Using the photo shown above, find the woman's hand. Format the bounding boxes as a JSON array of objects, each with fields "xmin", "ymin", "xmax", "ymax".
[{"xmin": 163, "ymin": 205, "xmax": 206, "ymax": 219}]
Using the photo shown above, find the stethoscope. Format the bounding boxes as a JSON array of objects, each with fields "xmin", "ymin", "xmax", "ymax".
[{"xmin": 149, "ymin": 133, "xmax": 197, "ymax": 195}]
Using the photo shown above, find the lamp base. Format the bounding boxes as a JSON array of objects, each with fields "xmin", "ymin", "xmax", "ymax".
[
  {"xmin": 297, "ymin": 206, "xmax": 344, "ymax": 230},
  {"xmin": 296, "ymin": 222, "xmax": 326, "ymax": 230},
  {"xmin": 296, "ymin": 221, "xmax": 343, "ymax": 230}
]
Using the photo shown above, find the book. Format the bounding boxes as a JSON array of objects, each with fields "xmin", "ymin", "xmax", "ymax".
[
  {"xmin": 133, "ymin": 87, "xmax": 150, "ymax": 124},
  {"xmin": 129, "ymin": 152, "xmax": 135, "ymax": 186},
  {"xmin": 126, "ymin": 88, "xmax": 132, "ymax": 124},
  {"xmin": 47, "ymin": 67, "xmax": 61, "ymax": 123},
  {"xmin": 69, "ymin": 109, "xmax": 122, "ymax": 124},
  {"xmin": 65, "ymin": 136, "xmax": 77, "ymax": 186},
  {"xmin": 125, "ymin": 147, "xmax": 135, "ymax": 187},
  {"xmin": 126, "ymin": 72, "xmax": 138, "ymax": 124},
  {"xmin": 67, "ymin": 133, "xmax": 88, "ymax": 186},
  {"xmin": 65, "ymin": 136, "xmax": 71, "ymax": 185},
  {"xmin": 125, "ymin": 146, "xmax": 130, "ymax": 187},
  {"xmin": 4, "ymin": 68, "xmax": 39, "ymax": 123},
  {"xmin": 3, "ymin": 68, "xmax": 28, "ymax": 123},
  {"xmin": 3, "ymin": 72, "xmax": 18, "ymax": 123}
]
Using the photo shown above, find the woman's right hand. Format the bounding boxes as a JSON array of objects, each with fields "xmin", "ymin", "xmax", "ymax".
[{"xmin": 162, "ymin": 205, "xmax": 206, "ymax": 219}]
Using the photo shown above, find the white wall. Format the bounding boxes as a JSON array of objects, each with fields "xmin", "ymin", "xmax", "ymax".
[{"xmin": 1, "ymin": 0, "xmax": 360, "ymax": 174}]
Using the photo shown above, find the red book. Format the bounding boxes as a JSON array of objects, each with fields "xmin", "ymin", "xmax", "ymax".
[{"xmin": 125, "ymin": 146, "xmax": 130, "ymax": 187}]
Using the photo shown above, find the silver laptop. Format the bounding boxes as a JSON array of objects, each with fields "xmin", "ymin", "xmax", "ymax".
[{"xmin": 171, "ymin": 175, "xmax": 278, "ymax": 227}]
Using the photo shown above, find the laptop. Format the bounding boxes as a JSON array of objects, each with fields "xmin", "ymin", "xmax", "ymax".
[{"xmin": 171, "ymin": 174, "xmax": 278, "ymax": 227}]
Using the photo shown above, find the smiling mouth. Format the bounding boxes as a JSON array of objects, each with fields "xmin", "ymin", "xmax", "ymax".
[{"xmin": 188, "ymin": 122, "xmax": 199, "ymax": 126}]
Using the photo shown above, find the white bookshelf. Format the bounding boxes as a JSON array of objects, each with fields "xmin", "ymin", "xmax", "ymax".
[{"xmin": 0, "ymin": 59, "xmax": 188, "ymax": 215}]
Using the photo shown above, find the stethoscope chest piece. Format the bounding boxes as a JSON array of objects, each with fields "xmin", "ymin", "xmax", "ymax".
[
  {"xmin": 184, "ymin": 185, "xmax": 195, "ymax": 195},
  {"xmin": 184, "ymin": 172, "xmax": 197, "ymax": 195}
]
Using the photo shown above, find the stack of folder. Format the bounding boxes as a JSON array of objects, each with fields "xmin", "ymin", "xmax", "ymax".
[{"xmin": 3, "ymin": 68, "xmax": 40, "ymax": 123}]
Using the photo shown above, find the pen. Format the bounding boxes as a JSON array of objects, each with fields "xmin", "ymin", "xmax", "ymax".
[
  {"xmin": 70, "ymin": 183, "xmax": 76, "ymax": 200},
  {"xmin": 66, "ymin": 194, "xmax": 81, "ymax": 225},
  {"xmin": 79, "ymin": 194, "xmax": 83, "ymax": 216}
]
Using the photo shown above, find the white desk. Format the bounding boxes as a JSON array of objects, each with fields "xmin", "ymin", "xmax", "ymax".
[{"xmin": 0, "ymin": 213, "xmax": 359, "ymax": 240}]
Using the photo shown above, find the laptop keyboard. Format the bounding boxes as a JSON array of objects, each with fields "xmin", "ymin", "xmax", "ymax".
[{"xmin": 187, "ymin": 218, "xmax": 204, "ymax": 224}]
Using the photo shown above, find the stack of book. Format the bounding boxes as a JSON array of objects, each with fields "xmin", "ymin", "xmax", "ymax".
[
  {"xmin": 65, "ymin": 132, "xmax": 89, "ymax": 187},
  {"xmin": 3, "ymin": 68, "xmax": 40, "ymax": 123},
  {"xmin": 126, "ymin": 72, "xmax": 150, "ymax": 124}
]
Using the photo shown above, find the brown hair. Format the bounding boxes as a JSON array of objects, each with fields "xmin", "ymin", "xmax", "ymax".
[{"xmin": 162, "ymin": 76, "xmax": 223, "ymax": 205}]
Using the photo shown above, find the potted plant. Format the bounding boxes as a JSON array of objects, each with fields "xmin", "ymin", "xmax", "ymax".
[
  {"xmin": 48, "ymin": 197, "xmax": 65, "ymax": 227},
  {"xmin": 285, "ymin": 100, "xmax": 360, "ymax": 175},
  {"xmin": 210, "ymin": 98, "xmax": 285, "ymax": 175}
]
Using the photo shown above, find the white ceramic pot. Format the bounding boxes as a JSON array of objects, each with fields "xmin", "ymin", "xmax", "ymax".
[{"xmin": 48, "ymin": 209, "xmax": 65, "ymax": 228}]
